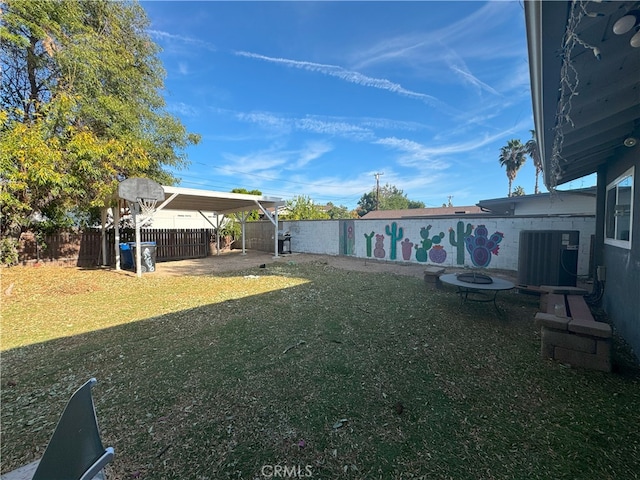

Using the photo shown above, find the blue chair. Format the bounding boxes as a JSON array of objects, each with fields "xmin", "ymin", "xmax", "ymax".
[{"xmin": 1, "ymin": 378, "xmax": 114, "ymax": 480}]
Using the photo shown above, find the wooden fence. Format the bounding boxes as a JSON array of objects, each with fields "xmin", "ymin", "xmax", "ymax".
[{"xmin": 18, "ymin": 229, "xmax": 216, "ymax": 267}]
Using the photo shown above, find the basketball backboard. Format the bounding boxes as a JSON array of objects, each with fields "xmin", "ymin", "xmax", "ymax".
[{"xmin": 118, "ymin": 178, "xmax": 165, "ymax": 202}]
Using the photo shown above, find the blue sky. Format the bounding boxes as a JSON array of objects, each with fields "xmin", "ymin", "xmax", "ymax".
[{"xmin": 142, "ymin": 1, "xmax": 590, "ymax": 209}]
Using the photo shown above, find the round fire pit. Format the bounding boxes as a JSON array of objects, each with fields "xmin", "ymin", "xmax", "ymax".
[{"xmin": 456, "ymin": 272, "xmax": 493, "ymax": 284}]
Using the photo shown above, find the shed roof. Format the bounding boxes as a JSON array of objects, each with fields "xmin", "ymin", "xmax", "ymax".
[
  {"xmin": 477, "ymin": 187, "xmax": 596, "ymax": 215},
  {"xmin": 361, "ymin": 206, "xmax": 482, "ymax": 220}
]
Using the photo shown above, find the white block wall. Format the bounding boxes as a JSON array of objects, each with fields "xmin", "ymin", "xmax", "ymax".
[
  {"xmin": 273, "ymin": 216, "xmax": 596, "ymax": 276},
  {"xmin": 281, "ymin": 220, "xmax": 340, "ymax": 256}
]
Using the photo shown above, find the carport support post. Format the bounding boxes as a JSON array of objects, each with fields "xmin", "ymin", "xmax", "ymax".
[
  {"xmin": 197, "ymin": 210, "xmax": 220, "ymax": 255},
  {"xmin": 273, "ymin": 206, "xmax": 279, "ymax": 258},
  {"xmin": 135, "ymin": 214, "xmax": 142, "ymax": 278},
  {"xmin": 114, "ymin": 203, "xmax": 121, "ymax": 271},
  {"xmin": 216, "ymin": 214, "xmax": 221, "ymax": 255},
  {"xmin": 100, "ymin": 208, "xmax": 108, "ymax": 266},
  {"xmin": 239, "ymin": 211, "xmax": 247, "ymax": 255}
]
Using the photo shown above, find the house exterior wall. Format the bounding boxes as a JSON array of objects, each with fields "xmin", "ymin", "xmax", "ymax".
[
  {"xmin": 514, "ymin": 194, "xmax": 595, "ymax": 216},
  {"xmin": 244, "ymin": 215, "xmax": 596, "ymax": 276},
  {"xmin": 601, "ymin": 151, "xmax": 640, "ymax": 357}
]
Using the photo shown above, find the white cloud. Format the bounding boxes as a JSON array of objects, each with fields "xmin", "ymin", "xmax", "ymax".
[
  {"xmin": 375, "ymin": 121, "xmax": 532, "ymax": 170},
  {"xmin": 235, "ymin": 112, "xmax": 292, "ymax": 134},
  {"xmin": 375, "ymin": 137, "xmax": 449, "ymax": 169},
  {"xmin": 234, "ymin": 110, "xmax": 374, "ymax": 141},
  {"xmin": 178, "ymin": 62, "xmax": 189, "ymax": 75},
  {"xmin": 295, "ymin": 141, "xmax": 333, "ymax": 168},
  {"xmin": 219, "ymin": 149, "xmax": 289, "ymax": 174},
  {"xmin": 294, "ymin": 117, "xmax": 373, "ymax": 140},
  {"xmin": 147, "ymin": 29, "xmax": 217, "ymax": 51},
  {"xmin": 167, "ymin": 102, "xmax": 199, "ymax": 117},
  {"xmin": 443, "ymin": 48, "xmax": 501, "ymax": 97},
  {"xmin": 351, "ymin": 2, "xmax": 523, "ymax": 71},
  {"xmin": 496, "ymin": 60, "xmax": 532, "ymax": 94},
  {"xmin": 234, "ymin": 51, "xmax": 450, "ymax": 111},
  {"xmin": 217, "ymin": 141, "xmax": 332, "ymax": 177}
]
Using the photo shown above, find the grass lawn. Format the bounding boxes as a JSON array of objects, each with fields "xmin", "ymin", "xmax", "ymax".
[{"xmin": 1, "ymin": 261, "xmax": 639, "ymax": 480}]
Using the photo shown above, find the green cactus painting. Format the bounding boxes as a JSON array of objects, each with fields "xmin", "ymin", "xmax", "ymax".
[
  {"xmin": 385, "ymin": 222, "xmax": 403, "ymax": 260},
  {"xmin": 415, "ymin": 225, "xmax": 445, "ymax": 263},
  {"xmin": 364, "ymin": 231, "xmax": 375, "ymax": 257},
  {"xmin": 339, "ymin": 220, "xmax": 355, "ymax": 256},
  {"xmin": 449, "ymin": 221, "xmax": 474, "ymax": 265}
]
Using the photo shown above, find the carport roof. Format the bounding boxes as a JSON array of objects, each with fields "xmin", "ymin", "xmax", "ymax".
[{"xmin": 156, "ymin": 185, "xmax": 285, "ymax": 215}]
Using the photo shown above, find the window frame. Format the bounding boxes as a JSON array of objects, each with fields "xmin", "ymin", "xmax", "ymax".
[{"xmin": 604, "ymin": 166, "xmax": 634, "ymax": 249}]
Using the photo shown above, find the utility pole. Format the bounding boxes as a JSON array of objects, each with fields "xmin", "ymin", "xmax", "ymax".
[{"xmin": 374, "ymin": 172, "xmax": 384, "ymax": 210}]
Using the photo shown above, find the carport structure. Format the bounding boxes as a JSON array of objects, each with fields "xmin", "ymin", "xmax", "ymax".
[{"xmin": 104, "ymin": 181, "xmax": 285, "ymax": 277}]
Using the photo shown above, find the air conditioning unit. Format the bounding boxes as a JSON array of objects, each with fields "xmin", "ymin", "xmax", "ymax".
[{"xmin": 518, "ymin": 230, "xmax": 579, "ymax": 287}]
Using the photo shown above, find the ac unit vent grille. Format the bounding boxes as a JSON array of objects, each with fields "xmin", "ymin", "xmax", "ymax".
[{"xmin": 518, "ymin": 230, "xmax": 579, "ymax": 287}]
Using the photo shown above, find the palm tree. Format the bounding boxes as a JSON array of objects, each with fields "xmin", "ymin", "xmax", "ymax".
[
  {"xmin": 525, "ymin": 130, "xmax": 543, "ymax": 194},
  {"xmin": 498, "ymin": 139, "xmax": 526, "ymax": 197}
]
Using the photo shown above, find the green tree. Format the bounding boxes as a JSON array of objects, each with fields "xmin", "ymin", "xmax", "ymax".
[
  {"xmin": 525, "ymin": 129, "xmax": 543, "ymax": 194},
  {"xmin": 219, "ymin": 188, "xmax": 263, "ymax": 238},
  {"xmin": 382, "ymin": 184, "xmax": 410, "ymax": 210},
  {"xmin": 357, "ymin": 184, "xmax": 423, "ymax": 216},
  {"xmin": 356, "ymin": 192, "xmax": 377, "ymax": 216},
  {"xmin": 0, "ymin": 0, "xmax": 199, "ymax": 242},
  {"xmin": 512, "ymin": 185, "xmax": 526, "ymax": 196},
  {"xmin": 282, "ymin": 195, "xmax": 329, "ymax": 220},
  {"xmin": 326, "ymin": 202, "xmax": 357, "ymax": 219},
  {"xmin": 231, "ymin": 188, "xmax": 262, "ymax": 221},
  {"xmin": 498, "ymin": 139, "xmax": 526, "ymax": 197}
]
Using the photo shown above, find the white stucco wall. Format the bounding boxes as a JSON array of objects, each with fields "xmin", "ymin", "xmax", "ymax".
[
  {"xmin": 514, "ymin": 194, "xmax": 596, "ymax": 215},
  {"xmin": 281, "ymin": 220, "xmax": 340, "ymax": 256},
  {"xmin": 275, "ymin": 216, "xmax": 596, "ymax": 276}
]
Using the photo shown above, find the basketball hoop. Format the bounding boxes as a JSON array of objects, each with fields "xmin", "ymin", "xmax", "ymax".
[
  {"xmin": 119, "ymin": 178, "xmax": 165, "ymax": 208},
  {"xmin": 126, "ymin": 198, "xmax": 158, "ymax": 227},
  {"xmin": 137, "ymin": 197, "xmax": 158, "ymax": 217},
  {"xmin": 117, "ymin": 178, "xmax": 165, "ymax": 277}
]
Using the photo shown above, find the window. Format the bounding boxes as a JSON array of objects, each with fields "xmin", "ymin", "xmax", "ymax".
[{"xmin": 605, "ymin": 166, "xmax": 634, "ymax": 248}]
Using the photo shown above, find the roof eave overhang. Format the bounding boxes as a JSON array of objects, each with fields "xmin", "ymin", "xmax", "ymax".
[{"xmin": 525, "ymin": 0, "xmax": 571, "ymax": 190}]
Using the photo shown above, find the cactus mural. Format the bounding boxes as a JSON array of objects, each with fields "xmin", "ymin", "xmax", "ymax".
[
  {"xmin": 448, "ymin": 221, "xmax": 474, "ymax": 265},
  {"xmin": 339, "ymin": 220, "xmax": 355, "ymax": 256},
  {"xmin": 429, "ymin": 243, "xmax": 447, "ymax": 263},
  {"xmin": 374, "ymin": 234, "xmax": 385, "ymax": 258},
  {"xmin": 401, "ymin": 238, "xmax": 414, "ymax": 261},
  {"xmin": 364, "ymin": 231, "xmax": 375, "ymax": 258},
  {"xmin": 465, "ymin": 225, "xmax": 504, "ymax": 267},
  {"xmin": 415, "ymin": 225, "xmax": 446, "ymax": 263},
  {"xmin": 385, "ymin": 222, "xmax": 404, "ymax": 260},
  {"xmin": 362, "ymin": 221, "xmax": 505, "ymax": 266}
]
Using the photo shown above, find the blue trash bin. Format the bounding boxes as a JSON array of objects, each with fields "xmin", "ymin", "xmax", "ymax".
[{"xmin": 119, "ymin": 243, "xmax": 134, "ymax": 270}]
